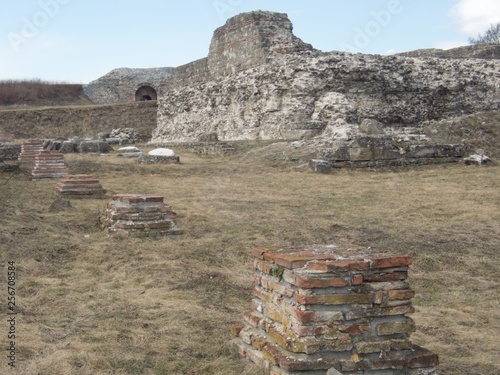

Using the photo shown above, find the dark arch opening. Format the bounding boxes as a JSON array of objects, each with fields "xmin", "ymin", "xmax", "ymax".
[{"xmin": 135, "ymin": 86, "xmax": 157, "ymax": 101}]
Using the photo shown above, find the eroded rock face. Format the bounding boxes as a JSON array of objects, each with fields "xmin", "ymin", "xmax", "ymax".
[
  {"xmin": 152, "ymin": 11, "xmax": 500, "ymax": 144},
  {"xmin": 153, "ymin": 50, "xmax": 499, "ymax": 143}
]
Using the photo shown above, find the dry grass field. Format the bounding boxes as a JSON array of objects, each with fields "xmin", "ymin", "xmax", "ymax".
[{"xmin": 0, "ymin": 146, "xmax": 499, "ymax": 375}]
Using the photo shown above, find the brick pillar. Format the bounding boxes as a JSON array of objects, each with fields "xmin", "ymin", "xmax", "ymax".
[
  {"xmin": 99, "ymin": 194, "xmax": 183, "ymax": 237},
  {"xmin": 55, "ymin": 175, "xmax": 106, "ymax": 197},
  {"xmin": 232, "ymin": 245, "xmax": 438, "ymax": 375},
  {"xmin": 18, "ymin": 140, "xmax": 44, "ymax": 163},
  {"xmin": 31, "ymin": 151, "xmax": 68, "ymax": 179}
]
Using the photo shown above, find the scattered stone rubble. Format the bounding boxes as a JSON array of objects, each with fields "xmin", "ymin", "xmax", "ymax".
[
  {"xmin": 45, "ymin": 138, "xmax": 112, "ymax": 154},
  {"xmin": 0, "ymin": 143, "xmax": 21, "ymax": 161},
  {"xmin": 309, "ymin": 159, "xmax": 331, "ymax": 173},
  {"xmin": 318, "ymin": 135, "xmax": 467, "ymax": 168},
  {"xmin": 232, "ymin": 245, "xmax": 438, "ymax": 375},
  {"xmin": 99, "ymin": 194, "xmax": 182, "ymax": 237},
  {"xmin": 109, "ymin": 128, "xmax": 145, "ymax": 144},
  {"xmin": 463, "ymin": 150, "xmax": 492, "ymax": 165},
  {"xmin": 117, "ymin": 146, "xmax": 143, "ymax": 158},
  {"xmin": 32, "ymin": 151, "xmax": 68, "ymax": 179},
  {"xmin": 187, "ymin": 142, "xmax": 235, "ymax": 156},
  {"xmin": 55, "ymin": 175, "xmax": 107, "ymax": 197}
]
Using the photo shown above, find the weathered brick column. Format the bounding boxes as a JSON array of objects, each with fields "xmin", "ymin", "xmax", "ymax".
[
  {"xmin": 31, "ymin": 151, "xmax": 68, "ymax": 179},
  {"xmin": 55, "ymin": 174, "xmax": 106, "ymax": 197},
  {"xmin": 99, "ymin": 194, "xmax": 183, "ymax": 237},
  {"xmin": 18, "ymin": 140, "xmax": 44, "ymax": 163},
  {"xmin": 232, "ymin": 245, "xmax": 438, "ymax": 375}
]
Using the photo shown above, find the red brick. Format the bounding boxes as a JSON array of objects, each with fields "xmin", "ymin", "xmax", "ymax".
[
  {"xmin": 290, "ymin": 323, "xmax": 325, "ymax": 337},
  {"xmin": 284, "ymin": 306, "xmax": 315, "ymax": 324},
  {"xmin": 252, "ymin": 287, "xmax": 274, "ymax": 303},
  {"xmin": 345, "ymin": 305, "xmax": 415, "ymax": 320},
  {"xmin": 363, "ymin": 271, "xmax": 408, "ymax": 282},
  {"xmin": 406, "ymin": 346, "xmax": 439, "ymax": 368},
  {"xmin": 388, "ymin": 289, "xmax": 415, "ymax": 300},
  {"xmin": 339, "ymin": 324, "xmax": 372, "ymax": 334},
  {"xmin": 291, "ymin": 274, "xmax": 349, "ymax": 288},
  {"xmin": 279, "ymin": 356, "xmax": 340, "ymax": 371},
  {"xmin": 243, "ymin": 311, "xmax": 262, "ymax": 328},
  {"xmin": 144, "ymin": 195, "xmax": 164, "ymax": 203},
  {"xmin": 372, "ymin": 256, "xmax": 412, "ymax": 269},
  {"xmin": 307, "ymin": 259, "xmax": 370, "ymax": 272},
  {"xmin": 295, "ymin": 293, "xmax": 372, "ymax": 306},
  {"xmin": 63, "ymin": 174, "xmax": 94, "ymax": 179},
  {"xmin": 251, "ymin": 246, "xmax": 283, "ymax": 259},
  {"xmin": 264, "ymin": 249, "xmax": 311, "ymax": 268},
  {"xmin": 352, "ymin": 274, "xmax": 364, "ymax": 285},
  {"xmin": 253, "ymin": 259, "xmax": 274, "ymax": 274},
  {"xmin": 365, "ymin": 357, "xmax": 405, "ymax": 370}
]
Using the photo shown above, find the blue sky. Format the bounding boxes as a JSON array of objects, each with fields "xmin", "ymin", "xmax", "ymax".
[{"xmin": 1, "ymin": 0, "xmax": 499, "ymax": 83}]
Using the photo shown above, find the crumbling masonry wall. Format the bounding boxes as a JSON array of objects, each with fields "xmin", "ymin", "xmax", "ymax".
[
  {"xmin": 152, "ymin": 11, "xmax": 500, "ymax": 144},
  {"xmin": 84, "ymin": 11, "xmax": 312, "ymax": 103}
]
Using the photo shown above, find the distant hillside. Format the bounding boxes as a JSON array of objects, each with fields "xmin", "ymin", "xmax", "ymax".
[{"xmin": 0, "ymin": 79, "xmax": 93, "ymax": 109}]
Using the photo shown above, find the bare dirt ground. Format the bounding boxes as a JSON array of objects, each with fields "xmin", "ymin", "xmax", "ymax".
[{"xmin": 0, "ymin": 148, "xmax": 499, "ymax": 374}]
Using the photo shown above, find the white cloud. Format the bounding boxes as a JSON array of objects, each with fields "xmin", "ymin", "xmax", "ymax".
[
  {"xmin": 434, "ymin": 40, "xmax": 468, "ymax": 50},
  {"xmin": 450, "ymin": 0, "xmax": 500, "ymax": 35}
]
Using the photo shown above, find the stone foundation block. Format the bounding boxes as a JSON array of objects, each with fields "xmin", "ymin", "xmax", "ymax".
[
  {"xmin": 99, "ymin": 194, "xmax": 182, "ymax": 237},
  {"xmin": 32, "ymin": 151, "xmax": 68, "ymax": 179},
  {"xmin": 55, "ymin": 174, "xmax": 107, "ymax": 197}
]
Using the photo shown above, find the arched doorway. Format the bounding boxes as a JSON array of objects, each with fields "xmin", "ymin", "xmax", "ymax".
[{"xmin": 135, "ymin": 85, "xmax": 157, "ymax": 101}]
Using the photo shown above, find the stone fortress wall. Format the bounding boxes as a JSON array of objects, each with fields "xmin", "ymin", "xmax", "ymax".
[
  {"xmin": 151, "ymin": 11, "xmax": 500, "ymax": 145},
  {"xmin": 84, "ymin": 11, "xmax": 312, "ymax": 103},
  {"xmin": 84, "ymin": 67, "xmax": 175, "ymax": 104},
  {"xmin": 83, "ymin": 10, "xmax": 500, "ymax": 161}
]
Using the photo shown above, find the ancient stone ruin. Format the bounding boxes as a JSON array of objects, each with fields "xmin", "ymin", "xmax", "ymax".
[
  {"xmin": 84, "ymin": 68, "xmax": 174, "ymax": 104},
  {"xmin": 55, "ymin": 175, "xmax": 107, "ymax": 197},
  {"xmin": 99, "ymin": 194, "xmax": 182, "ymax": 237},
  {"xmin": 233, "ymin": 245, "xmax": 438, "ymax": 375},
  {"xmin": 145, "ymin": 10, "xmax": 497, "ymax": 167},
  {"xmin": 31, "ymin": 151, "xmax": 68, "ymax": 179}
]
